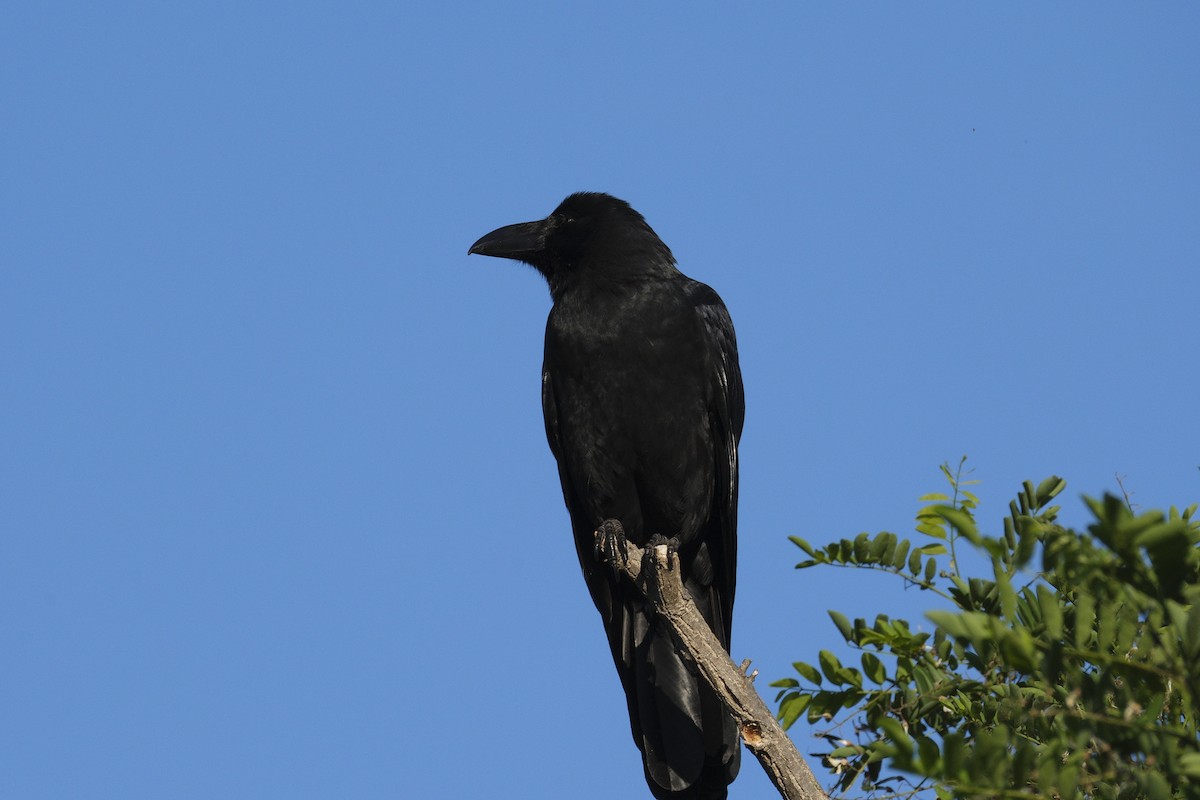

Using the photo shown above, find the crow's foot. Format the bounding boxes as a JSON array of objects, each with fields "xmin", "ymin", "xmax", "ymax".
[
  {"xmin": 594, "ymin": 519, "xmax": 629, "ymax": 575},
  {"xmin": 644, "ymin": 534, "xmax": 680, "ymax": 568}
]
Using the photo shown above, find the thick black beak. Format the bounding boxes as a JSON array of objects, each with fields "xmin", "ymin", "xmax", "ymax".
[{"xmin": 468, "ymin": 219, "xmax": 549, "ymax": 261}]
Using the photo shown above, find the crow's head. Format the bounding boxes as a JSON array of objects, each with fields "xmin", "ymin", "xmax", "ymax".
[{"xmin": 469, "ymin": 192, "xmax": 674, "ymax": 295}]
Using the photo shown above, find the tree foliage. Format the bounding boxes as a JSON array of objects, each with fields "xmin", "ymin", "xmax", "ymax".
[{"xmin": 774, "ymin": 460, "xmax": 1200, "ymax": 799}]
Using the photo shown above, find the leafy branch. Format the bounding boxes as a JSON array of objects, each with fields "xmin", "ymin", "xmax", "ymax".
[{"xmin": 774, "ymin": 462, "xmax": 1200, "ymax": 799}]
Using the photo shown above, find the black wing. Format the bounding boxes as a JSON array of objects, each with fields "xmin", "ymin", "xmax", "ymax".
[{"xmin": 690, "ymin": 281, "xmax": 744, "ymax": 647}]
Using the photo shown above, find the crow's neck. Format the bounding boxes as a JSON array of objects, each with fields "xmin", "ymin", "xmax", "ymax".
[{"xmin": 545, "ymin": 247, "xmax": 677, "ymax": 303}]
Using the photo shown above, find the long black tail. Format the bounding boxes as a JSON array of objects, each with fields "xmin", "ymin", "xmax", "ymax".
[{"xmin": 618, "ymin": 602, "xmax": 740, "ymax": 799}]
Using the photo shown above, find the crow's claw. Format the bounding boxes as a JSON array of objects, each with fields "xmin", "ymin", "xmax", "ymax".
[
  {"xmin": 644, "ymin": 534, "xmax": 681, "ymax": 567},
  {"xmin": 594, "ymin": 519, "xmax": 629, "ymax": 573}
]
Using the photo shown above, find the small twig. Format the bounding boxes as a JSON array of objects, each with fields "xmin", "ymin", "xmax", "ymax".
[{"xmin": 1115, "ymin": 472, "xmax": 1137, "ymax": 513}]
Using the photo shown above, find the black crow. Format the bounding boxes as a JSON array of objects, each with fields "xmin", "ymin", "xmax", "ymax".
[{"xmin": 470, "ymin": 193, "xmax": 743, "ymax": 799}]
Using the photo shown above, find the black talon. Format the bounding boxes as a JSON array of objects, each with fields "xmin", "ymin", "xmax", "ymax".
[
  {"xmin": 594, "ymin": 519, "xmax": 629, "ymax": 573},
  {"xmin": 644, "ymin": 533, "xmax": 680, "ymax": 564}
]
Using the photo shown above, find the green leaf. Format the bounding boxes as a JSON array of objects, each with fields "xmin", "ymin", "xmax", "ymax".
[
  {"xmin": 787, "ymin": 535, "xmax": 816, "ymax": 556},
  {"xmin": 1135, "ymin": 519, "xmax": 1186, "ymax": 548},
  {"xmin": 912, "ymin": 664, "xmax": 935, "ymax": 694},
  {"xmin": 861, "ymin": 652, "xmax": 886, "ymax": 683},
  {"xmin": 818, "ymin": 650, "xmax": 842, "ymax": 683},
  {"xmin": 941, "ymin": 732, "xmax": 964, "ymax": 779},
  {"xmin": 999, "ymin": 626, "xmax": 1036, "ymax": 672},
  {"xmin": 1187, "ymin": 603, "xmax": 1200, "ymax": 659},
  {"xmin": 994, "ymin": 566, "xmax": 1017, "ymax": 621},
  {"xmin": 834, "ymin": 539, "xmax": 852, "ymax": 562},
  {"xmin": 916, "ymin": 735, "xmax": 941, "ymax": 773},
  {"xmin": 878, "ymin": 717, "xmax": 912, "ymax": 760},
  {"xmin": 1037, "ymin": 584, "xmax": 1062, "ymax": 639},
  {"xmin": 1073, "ymin": 591, "xmax": 1095, "ymax": 650},
  {"xmin": 829, "ymin": 610, "xmax": 853, "ymax": 642},
  {"xmin": 1015, "ymin": 515, "xmax": 1040, "ymax": 566},
  {"xmin": 1179, "ymin": 752, "xmax": 1200, "ymax": 778},
  {"xmin": 1034, "ymin": 475, "xmax": 1066, "ymax": 505},
  {"xmin": 1036, "ymin": 750, "xmax": 1059, "ymax": 795},
  {"xmin": 793, "ymin": 661, "xmax": 821, "ymax": 685},
  {"xmin": 1115, "ymin": 609, "xmax": 1139, "ymax": 653},
  {"xmin": 1140, "ymin": 519, "xmax": 1191, "ymax": 595},
  {"xmin": 936, "ymin": 506, "xmax": 980, "ymax": 544},
  {"xmin": 927, "ymin": 610, "xmax": 968, "ymax": 640},
  {"xmin": 778, "ymin": 693, "xmax": 809, "ymax": 729},
  {"xmin": 869, "ymin": 531, "xmax": 894, "ymax": 562},
  {"xmin": 1097, "ymin": 600, "xmax": 1117, "ymax": 649},
  {"xmin": 852, "ymin": 532, "xmax": 871, "ymax": 562},
  {"xmin": 827, "ymin": 744, "xmax": 862, "ymax": 759},
  {"xmin": 1139, "ymin": 769, "xmax": 1171, "ymax": 800}
]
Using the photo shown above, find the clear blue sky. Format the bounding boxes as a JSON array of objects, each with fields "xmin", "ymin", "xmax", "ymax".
[{"xmin": 3, "ymin": 4, "xmax": 1197, "ymax": 798}]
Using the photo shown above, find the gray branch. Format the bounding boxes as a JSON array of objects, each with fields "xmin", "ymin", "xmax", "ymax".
[{"xmin": 610, "ymin": 537, "xmax": 829, "ymax": 800}]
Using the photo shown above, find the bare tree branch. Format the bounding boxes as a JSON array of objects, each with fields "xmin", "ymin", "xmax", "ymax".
[{"xmin": 607, "ymin": 536, "xmax": 829, "ymax": 800}]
